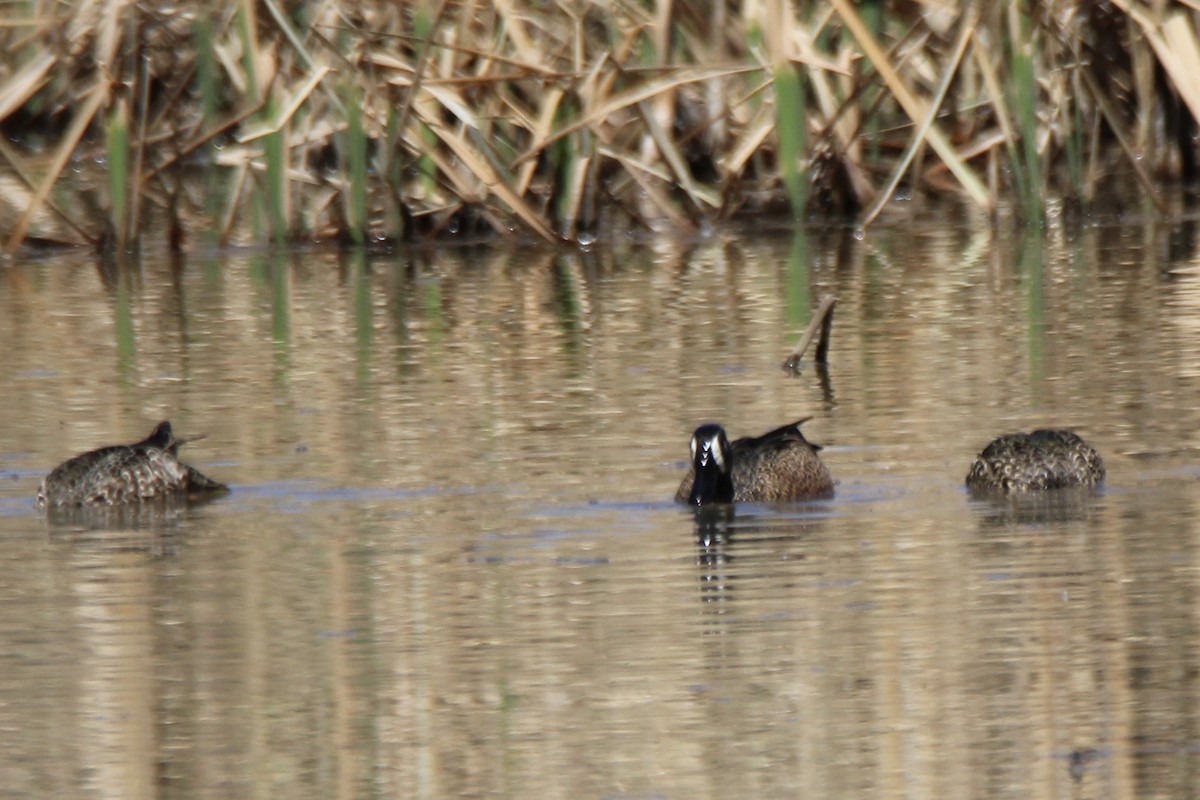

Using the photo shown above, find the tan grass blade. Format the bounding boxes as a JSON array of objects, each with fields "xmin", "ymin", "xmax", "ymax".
[
  {"xmin": 1112, "ymin": 2, "xmax": 1200, "ymax": 125},
  {"xmin": 599, "ymin": 146, "xmax": 695, "ymax": 232},
  {"xmin": 827, "ymin": 0, "xmax": 991, "ymax": 211},
  {"xmin": 218, "ymin": 159, "xmax": 250, "ymax": 245},
  {"xmin": 422, "ymin": 82, "xmax": 482, "ymax": 130},
  {"xmin": 5, "ymin": 81, "xmax": 108, "ymax": 254},
  {"xmin": 636, "ymin": 100, "xmax": 720, "ymax": 209},
  {"xmin": 970, "ymin": 31, "xmax": 1018, "ymax": 157},
  {"xmin": 1078, "ymin": 64, "xmax": 1166, "ymax": 213},
  {"xmin": 413, "ymin": 106, "xmax": 557, "ymax": 241},
  {"xmin": 262, "ymin": 0, "xmax": 316, "ymax": 70},
  {"xmin": 513, "ymin": 86, "xmax": 566, "ymax": 196},
  {"xmin": 794, "ymin": 7, "xmax": 875, "ymax": 206},
  {"xmin": 0, "ymin": 51, "xmax": 54, "ymax": 124},
  {"xmin": 93, "ymin": 0, "xmax": 126, "ymax": 74},
  {"xmin": 0, "ymin": 138, "xmax": 91, "ymax": 243},
  {"xmin": 862, "ymin": 7, "xmax": 978, "ymax": 228},
  {"xmin": 237, "ymin": 65, "xmax": 331, "ymax": 143},
  {"xmin": 1161, "ymin": 13, "xmax": 1200, "ymax": 120},
  {"xmin": 720, "ymin": 81, "xmax": 776, "ymax": 178},
  {"xmin": 514, "ymin": 65, "xmax": 761, "ymax": 167},
  {"xmin": 142, "ymin": 104, "xmax": 264, "ymax": 183}
]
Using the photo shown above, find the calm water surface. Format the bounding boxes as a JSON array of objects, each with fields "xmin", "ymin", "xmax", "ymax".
[{"xmin": 2, "ymin": 216, "xmax": 1200, "ymax": 799}]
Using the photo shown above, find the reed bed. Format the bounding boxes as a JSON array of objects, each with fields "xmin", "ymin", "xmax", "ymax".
[{"xmin": 1, "ymin": 1, "xmax": 1198, "ymax": 253}]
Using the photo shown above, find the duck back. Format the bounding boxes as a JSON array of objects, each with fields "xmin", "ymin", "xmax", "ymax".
[
  {"xmin": 37, "ymin": 422, "xmax": 227, "ymax": 508},
  {"xmin": 966, "ymin": 429, "xmax": 1104, "ymax": 493}
]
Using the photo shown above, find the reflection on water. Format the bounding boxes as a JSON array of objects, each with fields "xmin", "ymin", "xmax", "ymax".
[
  {"xmin": 42, "ymin": 495, "xmax": 224, "ymax": 533},
  {"xmin": 1, "ymin": 214, "xmax": 1200, "ymax": 797},
  {"xmin": 968, "ymin": 487, "xmax": 1104, "ymax": 527}
]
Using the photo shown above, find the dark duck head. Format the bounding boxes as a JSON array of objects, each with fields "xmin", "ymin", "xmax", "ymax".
[
  {"xmin": 686, "ymin": 424, "xmax": 735, "ymax": 506},
  {"xmin": 141, "ymin": 420, "xmax": 178, "ymax": 451}
]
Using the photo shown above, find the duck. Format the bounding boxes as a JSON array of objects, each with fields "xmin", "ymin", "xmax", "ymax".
[
  {"xmin": 36, "ymin": 421, "xmax": 228, "ymax": 509},
  {"xmin": 675, "ymin": 417, "xmax": 834, "ymax": 505},
  {"xmin": 965, "ymin": 429, "xmax": 1104, "ymax": 493}
]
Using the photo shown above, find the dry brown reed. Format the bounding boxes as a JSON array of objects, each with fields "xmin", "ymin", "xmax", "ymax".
[{"xmin": 1, "ymin": 1, "xmax": 1199, "ymax": 253}]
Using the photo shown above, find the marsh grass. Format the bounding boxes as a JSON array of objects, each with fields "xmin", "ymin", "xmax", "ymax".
[{"xmin": 0, "ymin": 1, "xmax": 1198, "ymax": 253}]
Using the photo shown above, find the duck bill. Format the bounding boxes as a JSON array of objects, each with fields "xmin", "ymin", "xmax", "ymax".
[{"xmin": 174, "ymin": 432, "xmax": 207, "ymax": 448}]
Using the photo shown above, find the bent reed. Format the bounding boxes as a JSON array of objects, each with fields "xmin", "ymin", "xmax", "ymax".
[{"xmin": 1, "ymin": 1, "xmax": 1197, "ymax": 252}]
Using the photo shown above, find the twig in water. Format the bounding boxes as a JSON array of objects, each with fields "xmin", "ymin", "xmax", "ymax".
[{"xmin": 782, "ymin": 296, "xmax": 836, "ymax": 373}]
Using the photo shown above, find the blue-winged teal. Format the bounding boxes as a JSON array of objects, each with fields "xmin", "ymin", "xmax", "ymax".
[
  {"xmin": 965, "ymin": 429, "xmax": 1104, "ymax": 493},
  {"xmin": 36, "ymin": 421, "xmax": 228, "ymax": 509},
  {"xmin": 675, "ymin": 417, "xmax": 834, "ymax": 506}
]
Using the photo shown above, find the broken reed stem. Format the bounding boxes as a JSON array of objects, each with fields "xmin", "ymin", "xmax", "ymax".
[{"xmin": 783, "ymin": 296, "xmax": 836, "ymax": 372}]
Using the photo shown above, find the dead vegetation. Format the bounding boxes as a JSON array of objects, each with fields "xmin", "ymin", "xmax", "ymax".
[{"xmin": 0, "ymin": 1, "xmax": 1198, "ymax": 253}]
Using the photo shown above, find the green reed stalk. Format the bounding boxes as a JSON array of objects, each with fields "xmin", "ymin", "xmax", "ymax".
[
  {"xmin": 1010, "ymin": 5, "xmax": 1042, "ymax": 223},
  {"xmin": 195, "ymin": 17, "xmax": 218, "ymax": 131},
  {"xmin": 552, "ymin": 99, "xmax": 580, "ymax": 235},
  {"xmin": 774, "ymin": 63, "xmax": 808, "ymax": 221},
  {"xmin": 106, "ymin": 99, "xmax": 129, "ymax": 251},
  {"xmin": 1065, "ymin": 77, "xmax": 1085, "ymax": 200},
  {"xmin": 383, "ymin": 104, "xmax": 405, "ymax": 240},
  {"xmin": 345, "ymin": 83, "xmax": 367, "ymax": 245},
  {"xmin": 237, "ymin": 0, "xmax": 261, "ymax": 105},
  {"xmin": 264, "ymin": 97, "xmax": 288, "ymax": 244}
]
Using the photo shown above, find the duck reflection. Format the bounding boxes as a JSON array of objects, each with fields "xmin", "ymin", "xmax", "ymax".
[
  {"xmin": 691, "ymin": 504, "xmax": 826, "ymax": 621},
  {"xmin": 968, "ymin": 487, "xmax": 1103, "ymax": 528},
  {"xmin": 44, "ymin": 498, "xmax": 206, "ymax": 538},
  {"xmin": 694, "ymin": 505, "xmax": 737, "ymax": 611}
]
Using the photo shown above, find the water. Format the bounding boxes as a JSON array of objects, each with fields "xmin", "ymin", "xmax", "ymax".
[{"xmin": 2, "ymin": 215, "xmax": 1200, "ymax": 798}]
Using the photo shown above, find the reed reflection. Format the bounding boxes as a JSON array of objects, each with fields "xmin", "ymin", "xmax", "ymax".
[{"xmin": 57, "ymin": 532, "xmax": 164, "ymax": 800}]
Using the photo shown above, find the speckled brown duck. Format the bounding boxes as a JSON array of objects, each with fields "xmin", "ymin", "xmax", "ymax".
[
  {"xmin": 37, "ymin": 421, "xmax": 227, "ymax": 509},
  {"xmin": 965, "ymin": 429, "xmax": 1104, "ymax": 493},
  {"xmin": 675, "ymin": 417, "xmax": 834, "ymax": 506}
]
